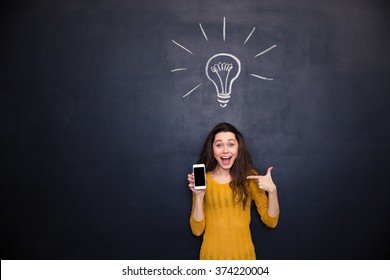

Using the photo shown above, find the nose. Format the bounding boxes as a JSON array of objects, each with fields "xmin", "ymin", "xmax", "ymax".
[{"xmin": 223, "ymin": 145, "xmax": 229, "ymax": 153}]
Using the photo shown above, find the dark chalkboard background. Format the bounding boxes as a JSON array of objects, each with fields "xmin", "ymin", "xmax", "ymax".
[{"xmin": 2, "ymin": 0, "xmax": 389, "ymax": 259}]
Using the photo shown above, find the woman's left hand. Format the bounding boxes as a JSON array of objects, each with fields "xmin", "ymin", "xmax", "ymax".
[{"xmin": 247, "ymin": 167, "xmax": 277, "ymax": 193}]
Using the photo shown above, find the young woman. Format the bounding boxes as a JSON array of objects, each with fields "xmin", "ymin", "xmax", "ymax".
[{"xmin": 188, "ymin": 122, "xmax": 280, "ymax": 260}]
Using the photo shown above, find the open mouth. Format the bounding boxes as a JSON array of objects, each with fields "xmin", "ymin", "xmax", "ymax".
[{"xmin": 221, "ymin": 156, "xmax": 232, "ymax": 165}]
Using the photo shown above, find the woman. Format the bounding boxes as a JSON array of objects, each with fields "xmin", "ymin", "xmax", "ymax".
[{"xmin": 188, "ymin": 122, "xmax": 280, "ymax": 260}]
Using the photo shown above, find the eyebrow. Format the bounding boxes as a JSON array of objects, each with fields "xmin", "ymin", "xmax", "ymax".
[{"xmin": 214, "ymin": 139, "xmax": 237, "ymax": 142}]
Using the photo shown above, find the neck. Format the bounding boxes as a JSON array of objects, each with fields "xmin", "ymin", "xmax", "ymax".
[{"xmin": 212, "ymin": 165, "xmax": 231, "ymax": 179}]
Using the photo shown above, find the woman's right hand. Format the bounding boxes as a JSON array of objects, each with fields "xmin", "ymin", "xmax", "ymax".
[
  {"xmin": 188, "ymin": 172, "xmax": 206, "ymax": 222},
  {"xmin": 188, "ymin": 173, "xmax": 206, "ymax": 197}
]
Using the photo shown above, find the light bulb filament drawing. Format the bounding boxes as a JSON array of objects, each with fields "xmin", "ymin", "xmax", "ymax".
[
  {"xmin": 206, "ymin": 54, "xmax": 241, "ymax": 107},
  {"xmin": 211, "ymin": 62, "xmax": 233, "ymax": 93}
]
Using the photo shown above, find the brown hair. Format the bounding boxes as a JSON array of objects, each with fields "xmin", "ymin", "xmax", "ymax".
[{"xmin": 197, "ymin": 122, "xmax": 256, "ymax": 209}]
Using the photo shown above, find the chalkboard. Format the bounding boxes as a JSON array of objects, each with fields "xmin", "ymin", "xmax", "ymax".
[{"xmin": 2, "ymin": 0, "xmax": 389, "ymax": 259}]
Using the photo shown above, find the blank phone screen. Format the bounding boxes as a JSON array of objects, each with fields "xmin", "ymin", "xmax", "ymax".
[{"xmin": 194, "ymin": 167, "xmax": 206, "ymax": 186}]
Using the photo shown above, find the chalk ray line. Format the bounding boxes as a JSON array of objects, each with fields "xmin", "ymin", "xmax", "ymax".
[
  {"xmin": 172, "ymin": 40, "xmax": 194, "ymax": 54},
  {"xmin": 244, "ymin": 27, "xmax": 256, "ymax": 45},
  {"xmin": 255, "ymin": 44, "xmax": 277, "ymax": 58},
  {"xmin": 171, "ymin": 68, "xmax": 188, "ymax": 72},
  {"xmin": 183, "ymin": 83, "xmax": 202, "ymax": 98},
  {"xmin": 250, "ymin": 74, "xmax": 274, "ymax": 81},
  {"xmin": 223, "ymin": 17, "xmax": 226, "ymax": 42},
  {"xmin": 199, "ymin": 23, "xmax": 208, "ymax": 42}
]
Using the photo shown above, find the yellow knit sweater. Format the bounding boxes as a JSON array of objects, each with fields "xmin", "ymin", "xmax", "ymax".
[{"xmin": 190, "ymin": 172, "xmax": 279, "ymax": 260}]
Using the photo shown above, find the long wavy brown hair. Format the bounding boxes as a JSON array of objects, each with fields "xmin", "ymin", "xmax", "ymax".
[{"xmin": 197, "ymin": 122, "xmax": 257, "ymax": 209}]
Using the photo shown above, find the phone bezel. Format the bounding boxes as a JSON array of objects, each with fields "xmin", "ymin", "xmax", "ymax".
[{"xmin": 193, "ymin": 164, "xmax": 206, "ymax": 189}]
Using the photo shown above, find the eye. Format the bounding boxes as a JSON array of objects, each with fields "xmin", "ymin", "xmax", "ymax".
[
  {"xmin": 216, "ymin": 144, "xmax": 222, "ymax": 148},
  {"xmin": 228, "ymin": 143, "xmax": 235, "ymax": 147}
]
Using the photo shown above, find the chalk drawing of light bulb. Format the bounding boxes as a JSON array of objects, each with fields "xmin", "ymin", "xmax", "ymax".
[
  {"xmin": 171, "ymin": 17, "xmax": 277, "ymax": 108},
  {"xmin": 205, "ymin": 53, "xmax": 241, "ymax": 108}
]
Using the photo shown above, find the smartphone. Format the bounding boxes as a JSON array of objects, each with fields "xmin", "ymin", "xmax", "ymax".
[{"xmin": 193, "ymin": 163, "xmax": 206, "ymax": 189}]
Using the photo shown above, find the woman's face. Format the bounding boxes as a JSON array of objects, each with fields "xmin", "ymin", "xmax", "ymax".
[{"xmin": 213, "ymin": 132, "xmax": 239, "ymax": 170}]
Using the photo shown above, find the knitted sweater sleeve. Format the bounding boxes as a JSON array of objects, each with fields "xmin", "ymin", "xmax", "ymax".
[
  {"xmin": 249, "ymin": 180, "xmax": 279, "ymax": 228},
  {"xmin": 189, "ymin": 193, "xmax": 205, "ymax": 236}
]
